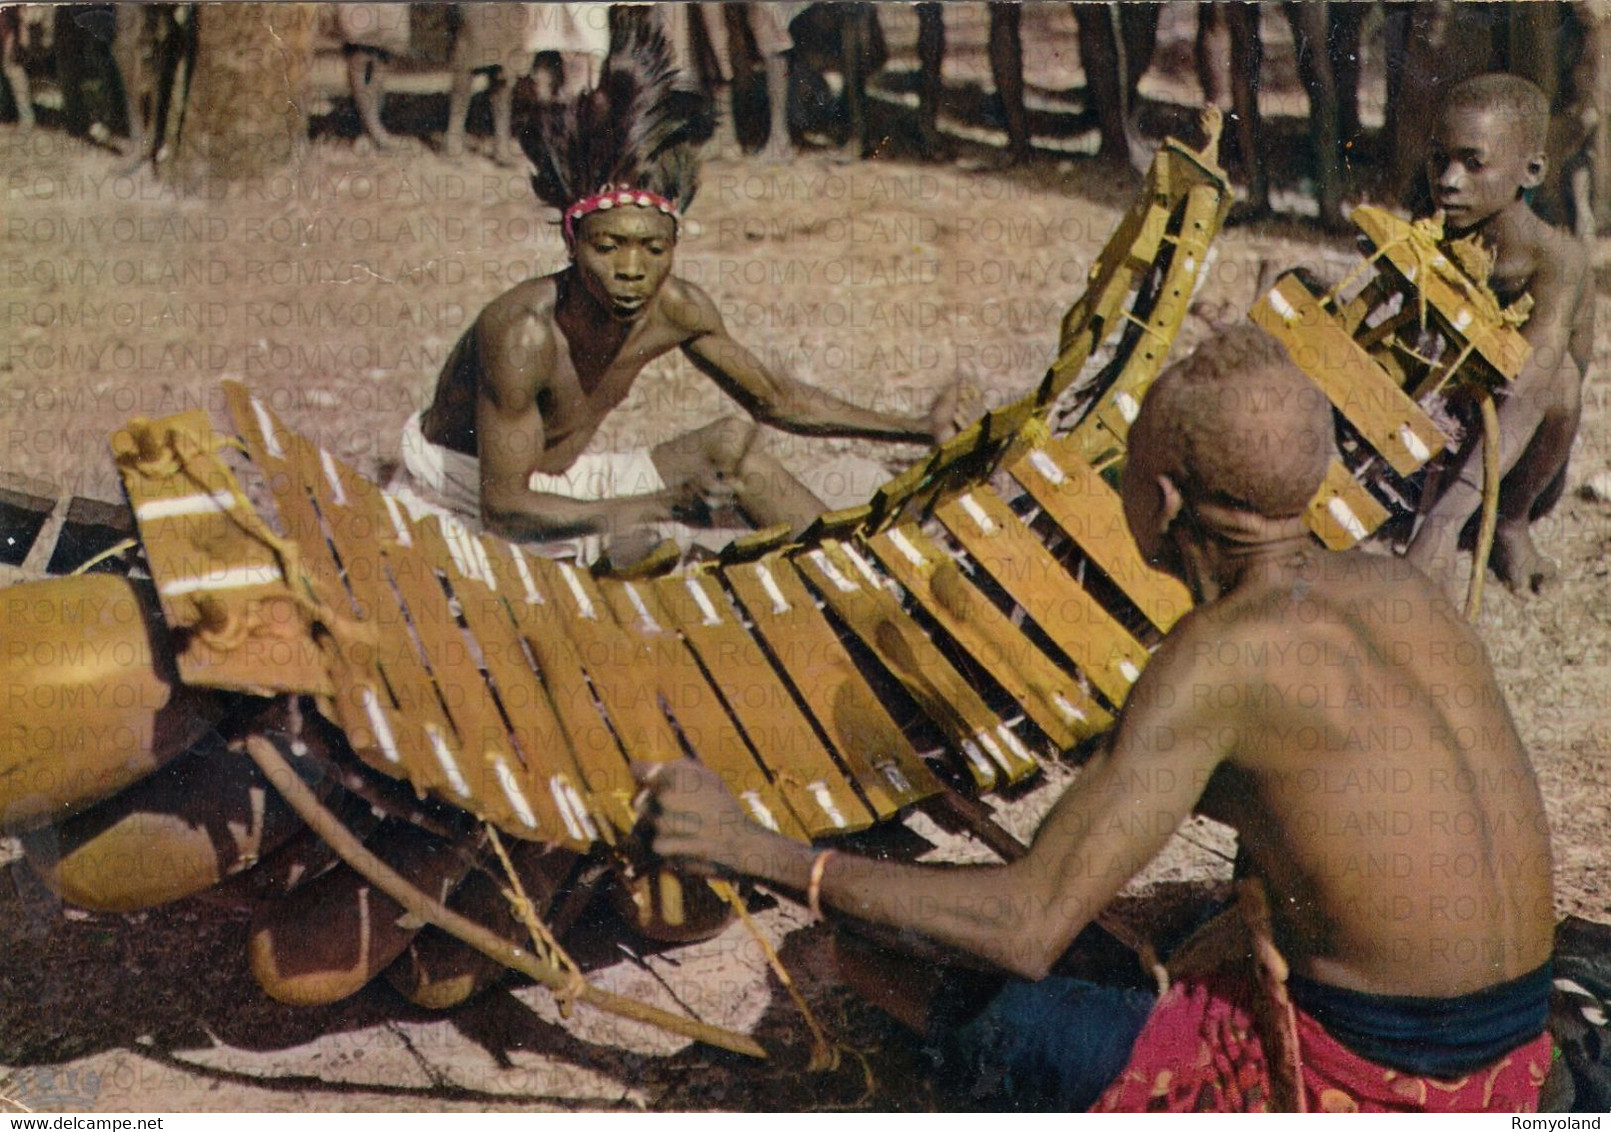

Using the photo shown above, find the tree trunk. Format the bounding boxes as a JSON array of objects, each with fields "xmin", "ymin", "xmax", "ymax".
[
  {"xmin": 168, "ymin": 3, "xmax": 314, "ymax": 183},
  {"xmin": 1385, "ymin": 2, "xmax": 1499, "ymax": 206},
  {"xmin": 1579, "ymin": 0, "xmax": 1611, "ymax": 234}
]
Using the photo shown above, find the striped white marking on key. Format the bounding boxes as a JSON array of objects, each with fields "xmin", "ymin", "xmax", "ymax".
[
  {"xmin": 1327, "ymin": 496, "xmax": 1368, "ymax": 542},
  {"xmin": 319, "ymin": 448, "xmax": 348, "ymax": 506},
  {"xmin": 741, "ymin": 792, "xmax": 780, "ymax": 832},
  {"xmin": 1054, "ymin": 694, "xmax": 1088, "ymax": 724},
  {"xmin": 549, "ymin": 776, "xmax": 587, "ymax": 842},
  {"xmin": 135, "ymin": 489, "xmax": 234, "ymax": 521},
  {"xmin": 843, "ymin": 544, "xmax": 883, "ymax": 589},
  {"xmin": 557, "ymin": 562, "xmax": 597, "ymax": 619},
  {"xmin": 425, "ymin": 725, "xmax": 471, "ymax": 799},
  {"xmin": 958, "ymin": 493, "xmax": 995, "ymax": 534},
  {"xmin": 381, "ymin": 492, "xmax": 414, "ymax": 546},
  {"xmin": 1114, "ymin": 391, "xmax": 1141, "ymax": 424},
  {"xmin": 359, "ymin": 686, "xmax": 401, "ymax": 763},
  {"xmin": 808, "ymin": 780, "xmax": 848, "ymax": 828},
  {"xmin": 886, "ymin": 527, "xmax": 926, "ymax": 567},
  {"xmin": 996, "ymin": 723, "xmax": 1034, "ymax": 766},
  {"xmin": 754, "ymin": 563, "xmax": 790, "ymax": 613},
  {"xmin": 1027, "ymin": 448, "xmax": 1067, "ymax": 485},
  {"xmin": 250, "ymin": 397, "xmax": 285, "ymax": 458},
  {"xmin": 959, "ymin": 739, "xmax": 998, "ymax": 784},
  {"xmin": 685, "ymin": 576, "xmax": 722, "ymax": 625},
  {"xmin": 1267, "ymin": 287, "xmax": 1300, "ymax": 325},
  {"xmin": 1119, "ymin": 659, "xmax": 1142, "ymax": 684},
  {"xmin": 879, "ymin": 761, "xmax": 913, "ymax": 796},
  {"xmin": 975, "ymin": 729, "xmax": 1016, "ymax": 774},
  {"xmin": 559, "ymin": 777, "xmax": 598, "ymax": 839},
  {"xmin": 808, "ymin": 549, "xmax": 858, "ymax": 592},
  {"xmin": 623, "ymin": 582, "xmax": 659, "ymax": 632},
  {"xmin": 159, "ymin": 562, "xmax": 281, "ymax": 596},
  {"xmin": 471, "ymin": 536, "xmax": 497, "ymax": 591},
  {"xmin": 493, "ymin": 756, "xmax": 537, "ymax": 829},
  {"xmin": 1398, "ymin": 424, "xmax": 1431, "ymax": 464},
  {"xmin": 438, "ymin": 516, "xmax": 474, "ymax": 579},
  {"xmin": 511, "ymin": 548, "xmax": 543, "ymax": 604},
  {"xmin": 1454, "ymin": 308, "xmax": 1473, "ymax": 332}
]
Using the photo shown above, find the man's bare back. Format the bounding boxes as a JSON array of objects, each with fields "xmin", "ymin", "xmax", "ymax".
[
  {"xmin": 637, "ymin": 326, "xmax": 1555, "ymax": 1109},
  {"xmin": 1183, "ymin": 546, "xmax": 1552, "ymax": 997}
]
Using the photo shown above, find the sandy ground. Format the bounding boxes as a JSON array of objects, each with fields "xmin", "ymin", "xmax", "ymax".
[{"xmin": 0, "ymin": 3, "xmax": 1607, "ymax": 1112}]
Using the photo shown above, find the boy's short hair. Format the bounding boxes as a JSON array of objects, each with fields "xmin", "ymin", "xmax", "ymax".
[
  {"xmin": 1441, "ymin": 73, "xmax": 1550, "ymax": 153},
  {"xmin": 1137, "ymin": 325, "xmax": 1334, "ymax": 519}
]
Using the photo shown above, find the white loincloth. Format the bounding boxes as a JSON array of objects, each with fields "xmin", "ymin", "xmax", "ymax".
[{"xmin": 393, "ymin": 411, "xmax": 893, "ymax": 564}]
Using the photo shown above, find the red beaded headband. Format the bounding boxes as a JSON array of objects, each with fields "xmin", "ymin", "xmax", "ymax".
[{"xmin": 562, "ymin": 187, "xmax": 680, "ymax": 245}]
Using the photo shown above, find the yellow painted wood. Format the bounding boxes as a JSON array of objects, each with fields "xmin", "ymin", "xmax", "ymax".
[
  {"xmin": 1352, "ymin": 208, "xmax": 1530, "ymax": 383},
  {"xmin": 1304, "ymin": 460, "xmax": 1393, "ymax": 550},
  {"xmin": 724, "ymin": 552, "xmax": 938, "ymax": 811},
  {"xmin": 277, "ymin": 436, "xmax": 447, "ymax": 795},
  {"xmin": 523, "ymin": 554, "xmax": 687, "ymax": 828},
  {"xmin": 863, "ymin": 523, "xmax": 1110, "ymax": 751},
  {"xmin": 1008, "ymin": 439, "xmax": 1192, "ymax": 632},
  {"xmin": 594, "ymin": 579, "xmax": 816, "ymax": 840},
  {"xmin": 936, "ymin": 489, "xmax": 1150, "ymax": 709},
  {"xmin": 652, "ymin": 571, "xmax": 876, "ymax": 838},
  {"xmin": 115, "ymin": 409, "xmax": 328, "ymax": 697},
  {"xmin": 481, "ymin": 543, "xmax": 635, "ymax": 843},
  {"xmin": 793, "ymin": 540, "xmax": 1038, "ymax": 789},
  {"xmin": 1252, "ymin": 274, "xmax": 1449, "ymax": 478},
  {"xmin": 410, "ymin": 519, "xmax": 581, "ymax": 845},
  {"xmin": 287, "ymin": 442, "xmax": 473, "ymax": 807},
  {"xmin": 1075, "ymin": 183, "xmax": 1224, "ymax": 461}
]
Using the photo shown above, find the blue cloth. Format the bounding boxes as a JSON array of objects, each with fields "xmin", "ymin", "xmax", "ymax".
[
  {"xmin": 1286, "ymin": 961, "xmax": 1554, "ymax": 1078},
  {"xmin": 927, "ymin": 976, "xmax": 1156, "ymax": 1111}
]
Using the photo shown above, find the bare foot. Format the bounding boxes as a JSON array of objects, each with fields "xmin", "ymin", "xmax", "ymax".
[{"xmin": 1492, "ymin": 522, "xmax": 1559, "ymax": 596}]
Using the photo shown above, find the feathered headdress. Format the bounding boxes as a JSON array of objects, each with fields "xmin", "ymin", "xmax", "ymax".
[{"xmin": 521, "ymin": 15, "xmax": 709, "ymax": 246}]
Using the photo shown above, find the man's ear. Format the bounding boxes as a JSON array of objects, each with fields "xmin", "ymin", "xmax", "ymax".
[
  {"xmin": 1522, "ymin": 151, "xmax": 1548, "ymax": 190},
  {"xmin": 1156, "ymin": 473, "xmax": 1185, "ymax": 536}
]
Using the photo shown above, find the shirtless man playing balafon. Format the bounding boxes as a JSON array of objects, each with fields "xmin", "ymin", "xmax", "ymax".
[
  {"xmin": 1407, "ymin": 74, "xmax": 1595, "ymax": 599},
  {"xmin": 400, "ymin": 23, "xmax": 956, "ymax": 562},
  {"xmin": 639, "ymin": 326, "xmax": 1556, "ymax": 1111}
]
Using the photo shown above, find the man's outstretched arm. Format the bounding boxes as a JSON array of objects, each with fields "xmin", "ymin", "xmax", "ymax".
[
  {"xmin": 639, "ymin": 624, "xmax": 1232, "ymax": 980},
  {"xmin": 672, "ymin": 281, "xmax": 960, "ymax": 445}
]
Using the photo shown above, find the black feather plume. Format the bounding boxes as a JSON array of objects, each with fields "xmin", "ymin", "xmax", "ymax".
[{"xmin": 522, "ymin": 15, "xmax": 708, "ymax": 217}]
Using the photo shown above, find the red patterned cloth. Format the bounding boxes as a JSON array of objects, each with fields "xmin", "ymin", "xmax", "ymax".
[{"xmin": 1091, "ymin": 970, "xmax": 1553, "ymax": 1113}]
